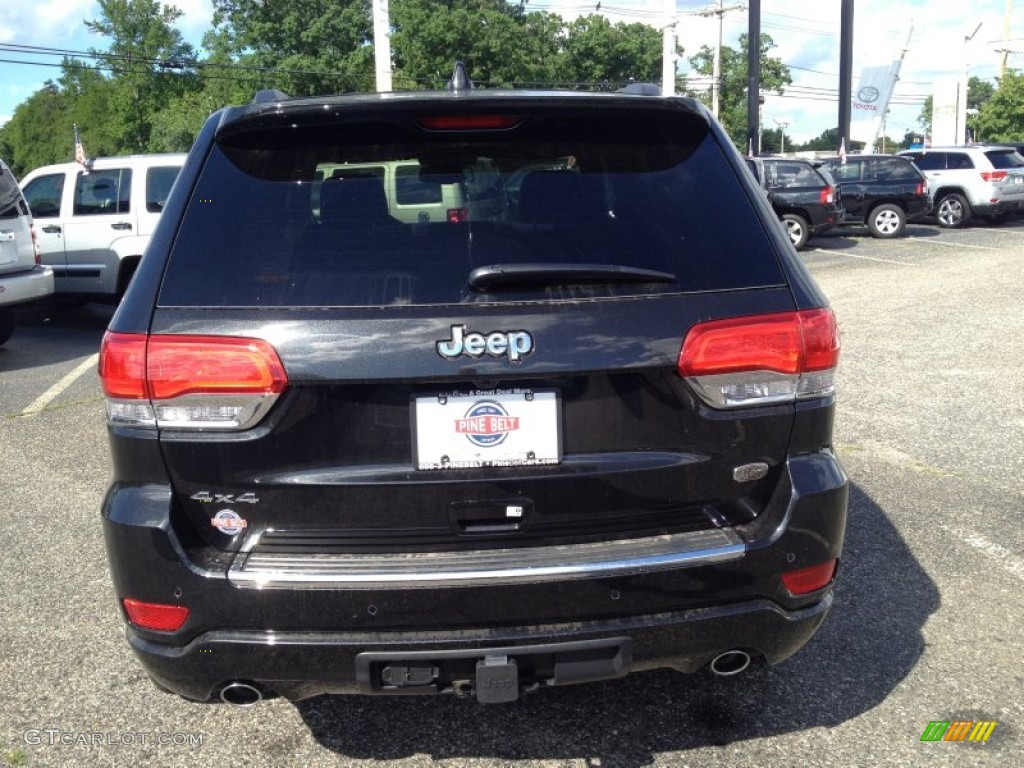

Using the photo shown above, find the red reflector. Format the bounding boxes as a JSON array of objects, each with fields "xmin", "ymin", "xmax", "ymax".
[
  {"xmin": 679, "ymin": 309, "xmax": 839, "ymax": 377},
  {"xmin": 417, "ymin": 115, "xmax": 522, "ymax": 131},
  {"xmin": 447, "ymin": 207, "xmax": 469, "ymax": 224},
  {"xmin": 146, "ymin": 335, "xmax": 287, "ymax": 400},
  {"xmin": 981, "ymin": 170, "xmax": 1008, "ymax": 182},
  {"xmin": 99, "ymin": 332, "xmax": 149, "ymax": 399},
  {"xmin": 781, "ymin": 560, "xmax": 837, "ymax": 595},
  {"xmin": 122, "ymin": 598, "xmax": 189, "ymax": 631}
]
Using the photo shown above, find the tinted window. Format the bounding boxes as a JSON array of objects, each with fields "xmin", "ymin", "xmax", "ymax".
[
  {"xmin": 877, "ymin": 158, "xmax": 921, "ymax": 181},
  {"xmin": 910, "ymin": 152, "xmax": 945, "ymax": 171},
  {"xmin": 946, "ymin": 153, "xmax": 974, "ymax": 170},
  {"xmin": 985, "ymin": 150, "xmax": 1024, "ymax": 169},
  {"xmin": 74, "ymin": 169, "xmax": 131, "ymax": 215},
  {"xmin": 22, "ymin": 173, "xmax": 65, "ymax": 218},
  {"xmin": 395, "ymin": 163, "xmax": 443, "ymax": 205},
  {"xmin": 146, "ymin": 166, "xmax": 181, "ymax": 212},
  {"xmin": 160, "ymin": 111, "xmax": 785, "ymax": 307},
  {"xmin": 768, "ymin": 161, "xmax": 824, "ymax": 188}
]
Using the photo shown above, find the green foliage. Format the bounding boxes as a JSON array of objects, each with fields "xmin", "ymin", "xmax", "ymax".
[
  {"xmin": 1, "ymin": 0, "xmax": 679, "ymax": 174},
  {"xmin": 687, "ymin": 33, "xmax": 792, "ymax": 148},
  {"xmin": 976, "ymin": 70, "xmax": 1024, "ymax": 143}
]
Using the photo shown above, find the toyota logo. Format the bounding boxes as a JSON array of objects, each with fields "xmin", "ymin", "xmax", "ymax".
[{"xmin": 857, "ymin": 86, "xmax": 880, "ymax": 103}]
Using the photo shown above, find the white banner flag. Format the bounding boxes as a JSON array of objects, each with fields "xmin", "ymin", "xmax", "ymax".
[{"xmin": 850, "ymin": 64, "xmax": 896, "ymax": 144}]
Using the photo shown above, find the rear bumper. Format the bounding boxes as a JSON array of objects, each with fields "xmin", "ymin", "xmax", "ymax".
[
  {"xmin": 102, "ymin": 450, "xmax": 848, "ymax": 702},
  {"xmin": 0, "ymin": 265, "xmax": 54, "ymax": 308},
  {"xmin": 129, "ymin": 594, "xmax": 833, "ymax": 702}
]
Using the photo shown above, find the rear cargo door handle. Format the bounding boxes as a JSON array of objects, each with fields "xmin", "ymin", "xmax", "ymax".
[
  {"xmin": 41, "ymin": 225, "xmax": 62, "ymax": 234},
  {"xmin": 111, "ymin": 222, "xmax": 132, "ymax": 231}
]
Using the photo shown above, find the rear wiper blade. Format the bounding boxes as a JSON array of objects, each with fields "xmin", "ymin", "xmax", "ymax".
[{"xmin": 468, "ymin": 263, "xmax": 677, "ymax": 290}]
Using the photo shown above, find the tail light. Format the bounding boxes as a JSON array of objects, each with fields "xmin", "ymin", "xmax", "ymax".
[
  {"xmin": 99, "ymin": 332, "xmax": 288, "ymax": 430},
  {"xmin": 679, "ymin": 308, "xmax": 840, "ymax": 408},
  {"xmin": 915, "ymin": 181, "xmax": 927, "ymax": 196},
  {"xmin": 122, "ymin": 598, "xmax": 189, "ymax": 631},
  {"xmin": 819, "ymin": 186, "xmax": 835, "ymax": 205},
  {"xmin": 447, "ymin": 207, "xmax": 469, "ymax": 224},
  {"xmin": 781, "ymin": 559, "xmax": 837, "ymax": 595},
  {"xmin": 981, "ymin": 170, "xmax": 1008, "ymax": 182},
  {"xmin": 30, "ymin": 227, "xmax": 41, "ymax": 264}
]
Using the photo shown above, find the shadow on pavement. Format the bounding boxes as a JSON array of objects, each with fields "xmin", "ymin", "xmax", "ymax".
[
  {"xmin": 0, "ymin": 302, "xmax": 113, "ymax": 371},
  {"xmin": 294, "ymin": 482, "xmax": 939, "ymax": 765}
]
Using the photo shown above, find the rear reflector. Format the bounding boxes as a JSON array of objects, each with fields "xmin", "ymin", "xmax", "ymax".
[
  {"xmin": 781, "ymin": 560, "xmax": 837, "ymax": 595},
  {"xmin": 679, "ymin": 308, "xmax": 840, "ymax": 408},
  {"xmin": 122, "ymin": 598, "xmax": 189, "ymax": 631},
  {"xmin": 99, "ymin": 332, "xmax": 288, "ymax": 430}
]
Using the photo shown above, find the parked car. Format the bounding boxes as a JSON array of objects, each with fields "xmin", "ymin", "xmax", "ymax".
[
  {"xmin": 99, "ymin": 68, "xmax": 847, "ymax": 706},
  {"xmin": 898, "ymin": 145, "xmax": 1024, "ymax": 228},
  {"xmin": 745, "ymin": 156, "xmax": 843, "ymax": 249},
  {"xmin": 20, "ymin": 154, "xmax": 185, "ymax": 303},
  {"xmin": 0, "ymin": 157, "xmax": 53, "ymax": 345},
  {"xmin": 818, "ymin": 154, "xmax": 931, "ymax": 238}
]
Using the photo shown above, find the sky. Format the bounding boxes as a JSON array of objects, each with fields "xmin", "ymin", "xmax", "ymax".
[{"xmin": 1, "ymin": 0, "xmax": 1021, "ymax": 145}]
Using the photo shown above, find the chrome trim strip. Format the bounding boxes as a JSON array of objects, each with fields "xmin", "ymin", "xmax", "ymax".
[{"xmin": 228, "ymin": 528, "xmax": 745, "ymax": 589}]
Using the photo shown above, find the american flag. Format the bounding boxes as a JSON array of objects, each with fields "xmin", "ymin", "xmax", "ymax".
[
  {"xmin": 74, "ymin": 124, "xmax": 89, "ymax": 170},
  {"xmin": 838, "ymin": 137, "xmax": 847, "ymax": 164}
]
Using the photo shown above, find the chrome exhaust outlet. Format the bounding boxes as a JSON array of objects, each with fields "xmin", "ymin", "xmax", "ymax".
[
  {"xmin": 219, "ymin": 682, "xmax": 263, "ymax": 707},
  {"xmin": 709, "ymin": 650, "xmax": 751, "ymax": 677}
]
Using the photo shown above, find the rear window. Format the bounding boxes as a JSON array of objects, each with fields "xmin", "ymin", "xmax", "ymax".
[
  {"xmin": 159, "ymin": 108, "xmax": 785, "ymax": 307},
  {"xmin": 0, "ymin": 164, "xmax": 26, "ymax": 219},
  {"xmin": 985, "ymin": 150, "xmax": 1024, "ymax": 169}
]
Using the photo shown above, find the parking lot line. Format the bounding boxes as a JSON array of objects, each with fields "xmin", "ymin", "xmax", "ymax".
[
  {"xmin": 831, "ymin": 252, "xmax": 919, "ymax": 265},
  {"xmin": 20, "ymin": 353, "xmax": 99, "ymax": 417}
]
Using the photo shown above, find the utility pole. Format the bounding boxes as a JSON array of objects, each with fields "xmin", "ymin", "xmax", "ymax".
[
  {"xmin": 838, "ymin": 0, "xmax": 853, "ymax": 154},
  {"xmin": 1001, "ymin": 0, "xmax": 1013, "ymax": 76},
  {"xmin": 662, "ymin": 0, "xmax": 676, "ymax": 96},
  {"xmin": 746, "ymin": 0, "xmax": 760, "ymax": 156},
  {"xmin": 372, "ymin": 0, "xmax": 393, "ymax": 92},
  {"xmin": 695, "ymin": 1, "xmax": 745, "ymax": 118}
]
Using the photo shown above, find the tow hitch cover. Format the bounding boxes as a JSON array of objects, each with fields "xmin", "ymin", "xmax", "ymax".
[{"xmin": 476, "ymin": 655, "xmax": 519, "ymax": 704}]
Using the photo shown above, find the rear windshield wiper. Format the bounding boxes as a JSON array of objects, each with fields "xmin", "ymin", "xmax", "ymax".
[{"xmin": 468, "ymin": 263, "xmax": 677, "ymax": 290}]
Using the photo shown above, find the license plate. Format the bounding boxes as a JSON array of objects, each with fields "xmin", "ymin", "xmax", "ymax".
[{"xmin": 413, "ymin": 390, "xmax": 560, "ymax": 470}]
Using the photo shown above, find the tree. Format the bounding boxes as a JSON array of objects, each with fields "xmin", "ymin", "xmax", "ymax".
[
  {"xmin": 975, "ymin": 70, "xmax": 1024, "ymax": 143},
  {"xmin": 797, "ymin": 127, "xmax": 841, "ymax": 153},
  {"xmin": 687, "ymin": 33, "xmax": 792, "ymax": 149},
  {"xmin": 212, "ymin": 0, "xmax": 375, "ymax": 94},
  {"xmin": 86, "ymin": 0, "xmax": 199, "ymax": 152},
  {"xmin": 0, "ymin": 84, "xmax": 73, "ymax": 178}
]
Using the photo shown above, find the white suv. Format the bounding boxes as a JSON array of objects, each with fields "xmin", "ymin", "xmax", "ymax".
[
  {"xmin": 20, "ymin": 154, "xmax": 185, "ymax": 302},
  {"xmin": 1, "ymin": 158, "xmax": 54, "ymax": 345},
  {"xmin": 899, "ymin": 145, "xmax": 1024, "ymax": 228}
]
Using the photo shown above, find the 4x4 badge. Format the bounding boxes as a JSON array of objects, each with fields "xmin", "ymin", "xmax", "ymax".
[{"xmin": 437, "ymin": 325, "xmax": 533, "ymax": 364}]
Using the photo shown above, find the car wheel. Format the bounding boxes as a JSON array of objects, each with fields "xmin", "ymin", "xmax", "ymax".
[
  {"xmin": 0, "ymin": 309, "xmax": 15, "ymax": 346},
  {"xmin": 867, "ymin": 203, "xmax": 906, "ymax": 238},
  {"xmin": 782, "ymin": 214, "xmax": 810, "ymax": 250},
  {"xmin": 935, "ymin": 193, "xmax": 970, "ymax": 228}
]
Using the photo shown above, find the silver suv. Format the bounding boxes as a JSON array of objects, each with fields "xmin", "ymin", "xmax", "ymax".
[
  {"xmin": 899, "ymin": 145, "xmax": 1024, "ymax": 228},
  {"xmin": 20, "ymin": 154, "xmax": 185, "ymax": 302},
  {"xmin": 0, "ymin": 158, "xmax": 54, "ymax": 345}
]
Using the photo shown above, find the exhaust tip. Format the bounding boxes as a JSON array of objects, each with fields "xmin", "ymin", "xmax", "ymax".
[
  {"xmin": 709, "ymin": 650, "xmax": 751, "ymax": 677},
  {"xmin": 219, "ymin": 681, "xmax": 263, "ymax": 707}
]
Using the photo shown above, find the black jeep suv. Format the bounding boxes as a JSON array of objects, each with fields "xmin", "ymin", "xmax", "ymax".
[
  {"xmin": 99, "ymin": 68, "xmax": 848, "ymax": 705},
  {"xmin": 745, "ymin": 157, "xmax": 843, "ymax": 249},
  {"xmin": 819, "ymin": 154, "xmax": 931, "ymax": 238}
]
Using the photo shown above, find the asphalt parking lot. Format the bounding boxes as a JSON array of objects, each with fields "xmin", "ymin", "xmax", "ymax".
[{"xmin": 1, "ymin": 218, "xmax": 1023, "ymax": 767}]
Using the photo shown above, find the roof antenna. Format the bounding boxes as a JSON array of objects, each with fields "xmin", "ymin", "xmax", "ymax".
[{"xmin": 447, "ymin": 61, "xmax": 473, "ymax": 92}]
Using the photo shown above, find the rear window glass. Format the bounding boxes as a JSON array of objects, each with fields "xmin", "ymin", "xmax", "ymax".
[
  {"xmin": 159, "ymin": 109, "xmax": 785, "ymax": 307},
  {"xmin": 0, "ymin": 165, "xmax": 25, "ymax": 218},
  {"xmin": 985, "ymin": 150, "xmax": 1024, "ymax": 169}
]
